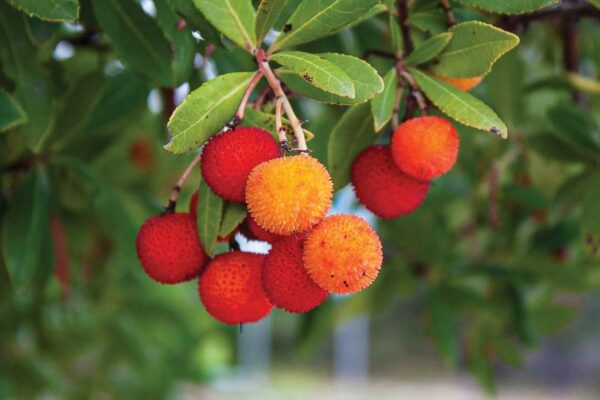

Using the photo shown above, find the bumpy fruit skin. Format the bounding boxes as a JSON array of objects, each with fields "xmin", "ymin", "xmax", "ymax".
[
  {"xmin": 246, "ymin": 156, "xmax": 333, "ymax": 235},
  {"xmin": 436, "ymin": 74, "xmax": 482, "ymax": 91},
  {"xmin": 199, "ymin": 251, "xmax": 273, "ymax": 324},
  {"xmin": 303, "ymin": 214, "xmax": 382, "ymax": 295},
  {"xmin": 136, "ymin": 213, "xmax": 208, "ymax": 284},
  {"xmin": 351, "ymin": 145, "xmax": 430, "ymax": 219},
  {"xmin": 262, "ymin": 235, "xmax": 327, "ymax": 313},
  {"xmin": 201, "ymin": 127, "xmax": 279, "ymax": 202},
  {"xmin": 246, "ymin": 215, "xmax": 282, "ymax": 243},
  {"xmin": 391, "ymin": 116, "xmax": 459, "ymax": 181}
]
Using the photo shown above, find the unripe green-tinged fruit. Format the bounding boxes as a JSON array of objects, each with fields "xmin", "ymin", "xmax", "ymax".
[
  {"xmin": 351, "ymin": 145, "xmax": 430, "ymax": 219},
  {"xmin": 201, "ymin": 127, "xmax": 279, "ymax": 203},
  {"xmin": 303, "ymin": 214, "xmax": 382, "ymax": 295},
  {"xmin": 391, "ymin": 116, "xmax": 459, "ymax": 181},
  {"xmin": 136, "ymin": 213, "xmax": 208, "ymax": 284},
  {"xmin": 246, "ymin": 156, "xmax": 333, "ymax": 235},
  {"xmin": 199, "ymin": 251, "xmax": 273, "ymax": 324},
  {"xmin": 262, "ymin": 235, "xmax": 327, "ymax": 313}
]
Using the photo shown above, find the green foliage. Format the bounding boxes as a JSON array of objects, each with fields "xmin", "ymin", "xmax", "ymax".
[{"xmin": 1, "ymin": 0, "xmax": 599, "ymax": 397}]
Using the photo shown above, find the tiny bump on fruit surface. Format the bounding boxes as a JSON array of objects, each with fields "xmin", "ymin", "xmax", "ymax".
[
  {"xmin": 262, "ymin": 234, "xmax": 327, "ymax": 313},
  {"xmin": 199, "ymin": 251, "xmax": 273, "ymax": 324},
  {"xmin": 391, "ymin": 116, "xmax": 459, "ymax": 181},
  {"xmin": 136, "ymin": 213, "xmax": 208, "ymax": 284},
  {"xmin": 246, "ymin": 155, "xmax": 333, "ymax": 235},
  {"xmin": 201, "ymin": 127, "xmax": 279, "ymax": 203},
  {"xmin": 351, "ymin": 145, "xmax": 430, "ymax": 219},
  {"xmin": 303, "ymin": 214, "xmax": 382, "ymax": 295}
]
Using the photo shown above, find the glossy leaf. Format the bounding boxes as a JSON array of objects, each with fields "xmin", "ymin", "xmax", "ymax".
[
  {"xmin": 2, "ymin": 171, "xmax": 52, "ymax": 290},
  {"xmin": 0, "ymin": 89, "xmax": 27, "ymax": 132},
  {"xmin": 93, "ymin": 0, "xmax": 173, "ymax": 87},
  {"xmin": 328, "ymin": 102, "xmax": 376, "ymax": 191},
  {"xmin": 370, "ymin": 68, "xmax": 397, "ymax": 132},
  {"xmin": 219, "ymin": 203, "xmax": 247, "ymax": 238},
  {"xmin": 269, "ymin": 0, "xmax": 381, "ymax": 52},
  {"xmin": 242, "ymin": 107, "xmax": 315, "ymax": 143},
  {"xmin": 197, "ymin": 177, "xmax": 225, "ymax": 255},
  {"xmin": 428, "ymin": 287, "xmax": 459, "ymax": 366},
  {"xmin": 277, "ymin": 53, "xmax": 383, "ymax": 105},
  {"xmin": 410, "ymin": 68, "xmax": 508, "ymax": 138},
  {"xmin": 168, "ymin": 0, "xmax": 222, "ymax": 45},
  {"xmin": 430, "ymin": 21, "xmax": 519, "ymax": 78},
  {"xmin": 404, "ymin": 32, "xmax": 453, "ymax": 66},
  {"xmin": 165, "ymin": 72, "xmax": 255, "ymax": 154},
  {"xmin": 6, "ymin": 0, "xmax": 79, "ymax": 22},
  {"xmin": 193, "ymin": 0, "xmax": 256, "ymax": 52},
  {"xmin": 0, "ymin": 4, "xmax": 53, "ymax": 150},
  {"xmin": 389, "ymin": 13, "xmax": 403, "ymax": 55},
  {"xmin": 454, "ymin": 0, "xmax": 558, "ymax": 14},
  {"xmin": 271, "ymin": 51, "xmax": 355, "ymax": 98},
  {"xmin": 255, "ymin": 0, "xmax": 301, "ymax": 45}
]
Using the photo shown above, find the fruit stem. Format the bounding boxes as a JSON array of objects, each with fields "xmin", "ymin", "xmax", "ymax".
[
  {"xmin": 440, "ymin": 0, "xmax": 456, "ymax": 27},
  {"xmin": 229, "ymin": 70, "xmax": 264, "ymax": 128},
  {"xmin": 164, "ymin": 151, "xmax": 203, "ymax": 214},
  {"xmin": 255, "ymin": 48, "xmax": 308, "ymax": 152},
  {"xmin": 398, "ymin": 69, "xmax": 428, "ymax": 115}
]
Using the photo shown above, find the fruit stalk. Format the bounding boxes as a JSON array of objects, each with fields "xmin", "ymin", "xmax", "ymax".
[
  {"xmin": 231, "ymin": 70, "xmax": 264, "ymax": 127},
  {"xmin": 440, "ymin": 0, "xmax": 456, "ymax": 27},
  {"xmin": 255, "ymin": 49, "xmax": 308, "ymax": 152},
  {"xmin": 165, "ymin": 152, "xmax": 202, "ymax": 213}
]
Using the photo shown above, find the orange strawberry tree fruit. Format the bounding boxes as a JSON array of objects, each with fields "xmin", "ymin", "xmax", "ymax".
[{"xmin": 1, "ymin": 0, "xmax": 600, "ymax": 396}]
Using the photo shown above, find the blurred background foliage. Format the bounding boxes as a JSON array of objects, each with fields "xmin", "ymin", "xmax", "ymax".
[{"xmin": 1, "ymin": 0, "xmax": 599, "ymax": 398}]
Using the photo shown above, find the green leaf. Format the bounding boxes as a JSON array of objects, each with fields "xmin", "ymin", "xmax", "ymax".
[
  {"xmin": 165, "ymin": 72, "xmax": 255, "ymax": 154},
  {"xmin": 410, "ymin": 68, "xmax": 508, "ymax": 138},
  {"xmin": 328, "ymin": 103, "xmax": 376, "ymax": 191},
  {"xmin": 590, "ymin": 0, "xmax": 600, "ymax": 9},
  {"xmin": 242, "ymin": 107, "xmax": 315, "ymax": 143},
  {"xmin": 193, "ymin": 0, "xmax": 256, "ymax": 52},
  {"xmin": 428, "ymin": 287, "xmax": 459, "ymax": 366},
  {"xmin": 531, "ymin": 302, "xmax": 578, "ymax": 335},
  {"xmin": 370, "ymin": 68, "xmax": 397, "ymax": 132},
  {"xmin": 24, "ymin": 16, "xmax": 60, "ymax": 46},
  {"xmin": 6, "ymin": 0, "xmax": 79, "ymax": 22},
  {"xmin": 546, "ymin": 103, "xmax": 600, "ymax": 159},
  {"xmin": 271, "ymin": 51, "xmax": 355, "ymax": 98},
  {"xmin": 430, "ymin": 21, "xmax": 519, "ymax": 78},
  {"xmin": 219, "ymin": 203, "xmax": 247, "ymax": 238},
  {"xmin": 567, "ymin": 73, "xmax": 600, "ymax": 94},
  {"xmin": 405, "ymin": 32, "xmax": 453, "ymax": 66},
  {"xmin": 0, "ymin": 89, "xmax": 27, "ymax": 132},
  {"xmin": 255, "ymin": 0, "xmax": 301, "ymax": 45},
  {"xmin": 582, "ymin": 173, "xmax": 600, "ymax": 259},
  {"xmin": 156, "ymin": 0, "xmax": 196, "ymax": 87},
  {"xmin": 197, "ymin": 177, "xmax": 225, "ymax": 255},
  {"xmin": 51, "ymin": 72, "xmax": 107, "ymax": 149},
  {"xmin": 277, "ymin": 53, "xmax": 383, "ymax": 105},
  {"xmin": 93, "ymin": 0, "xmax": 173, "ymax": 87},
  {"xmin": 454, "ymin": 0, "xmax": 558, "ymax": 14},
  {"xmin": 528, "ymin": 134, "xmax": 588, "ymax": 163},
  {"xmin": 168, "ymin": 0, "xmax": 222, "ymax": 45},
  {"xmin": 2, "ymin": 171, "xmax": 52, "ymax": 290},
  {"xmin": 0, "ymin": 4, "xmax": 53, "ymax": 150},
  {"xmin": 389, "ymin": 13, "xmax": 403, "ymax": 55},
  {"xmin": 269, "ymin": 0, "xmax": 382, "ymax": 52}
]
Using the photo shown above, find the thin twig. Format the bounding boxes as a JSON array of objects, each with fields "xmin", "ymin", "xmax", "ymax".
[
  {"xmin": 164, "ymin": 152, "xmax": 202, "ymax": 214},
  {"xmin": 440, "ymin": 0, "xmax": 456, "ymax": 27},
  {"xmin": 391, "ymin": 79, "xmax": 405, "ymax": 129},
  {"xmin": 398, "ymin": 69, "xmax": 428, "ymax": 114},
  {"xmin": 253, "ymin": 85, "xmax": 272, "ymax": 109},
  {"xmin": 229, "ymin": 70, "xmax": 264, "ymax": 128},
  {"xmin": 397, "ymin": 0, "xmax": 414, "ymax": 56},
  {"xmin": 255, "ymin": 49, "xmax": 308, "ymax": 152}
]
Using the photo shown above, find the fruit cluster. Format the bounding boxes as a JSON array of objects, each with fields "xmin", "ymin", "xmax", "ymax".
[
  {"xmin": 136, "ymin": 126, "xmax": 383, "ymax": 325},
  {"xmin": 351, "ymin": 116, "xmax": 459, "ymax": 219}
]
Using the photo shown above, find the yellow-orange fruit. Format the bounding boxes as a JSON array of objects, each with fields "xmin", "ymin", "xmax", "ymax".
[
  {"xmin": 303, "ymin": 214, "xmax": 382, "ymax": 295},
  {"xmin": 435, "ymin": 74, "xmax": 482, "ymax": 91},
  {"xmin": 391, "ymin": 116, "xmax": 459, "ymax": 181},
  {"xmin": 246, "ymin": 156, "xmax": 333, "ymax": 235}
]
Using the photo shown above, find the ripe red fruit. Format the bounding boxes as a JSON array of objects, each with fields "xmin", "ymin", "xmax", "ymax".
[
  {"xmin": 262, "ymin": 235, "xmax": 327, "ymax": 313},
  {"xmin": 351, "ymin": 145, "xmax": 430, "ymax": 219},
  {"xmin": 246, "ymin": 215, "xmax": 282, "ymax": 243},
  {"xmin": 199, "ymin": 251, "xmax": 273, "ymax": 324},
  {"xmin": 201, "ymin": 127, "xmax": 279, "ymax": 202},
  {"xmin": 391, "ymin": 116, "xmax": 459, "ymax": 181},
  {"xmin": 136, "ymin": 213, "xmax": 208, "ymax": 284}
]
